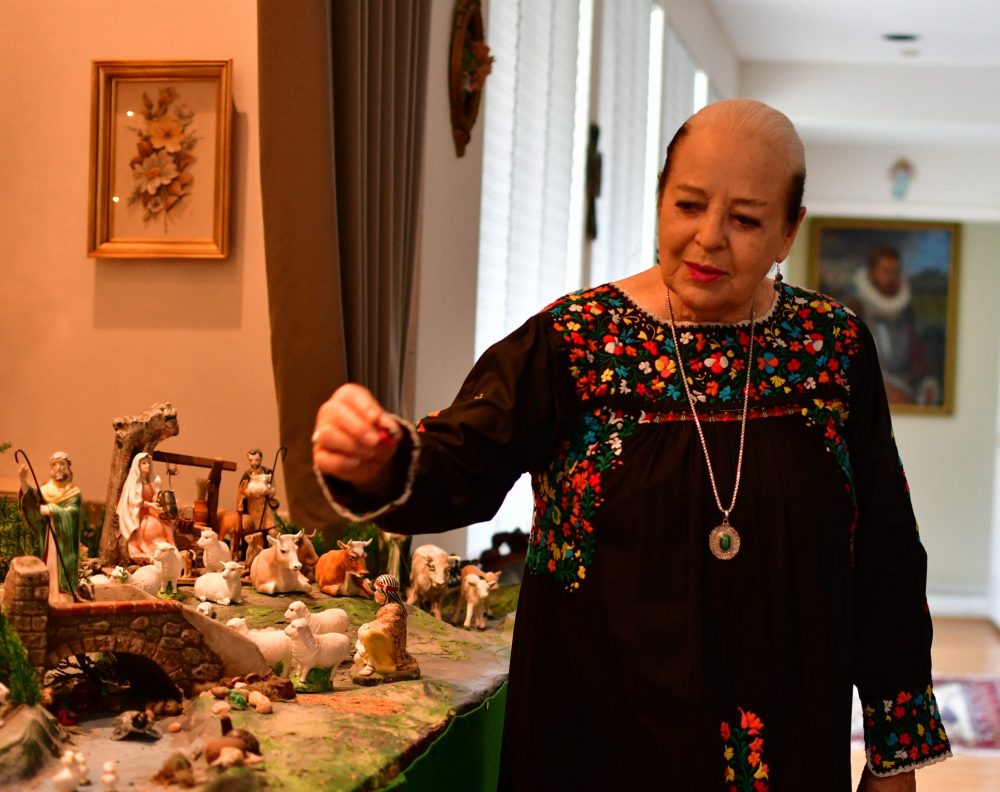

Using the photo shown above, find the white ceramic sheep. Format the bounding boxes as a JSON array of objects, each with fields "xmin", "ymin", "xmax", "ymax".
[
  {"xmin": 152, "ymin": 541, "xmax": 182, "ymax": 594},
  {"xmin": 283, "ymin": 618, "xmax": 351, "ymax": 681},
  {"xmin": 129, "ymin": 564, "xmax": 162, "ymax": 596},
  {"xmin": 282, "ymin": 601, "xmax": 349, "ymax": 635},
  {"xmin": 225, "ymin": 616, "xmax": 292, "ymax": 673},
  {"xmin": 197, "ymin": 528, "xmax": 232, "ymax": 572},
  {"xmin": 194, "ymin": 561, "xmax": 243, "ymax": 605}
]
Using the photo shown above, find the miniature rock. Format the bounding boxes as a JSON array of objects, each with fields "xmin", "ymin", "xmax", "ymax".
[
  {"xmin": 168, "ymin": 722, "xmax": 182, "ymax": 734},
  {"xmin": 211, "ymin": 701, "xmax": 232, "ymax": 716}
]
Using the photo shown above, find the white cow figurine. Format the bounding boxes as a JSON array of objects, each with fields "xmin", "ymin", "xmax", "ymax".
[
  {"xmin": 249, "ymin": 531, "xmax": 311, "ymax": 595},
  {"xmin": 152, "ymin": 541, "xmax": 183, "ymax": 594},
  {"xmin": 460, "ymin": 574, "xmax": 492, "ymax": 630},
  {"xmin": 406, "ymin": 544, "xmax": 461, "ymax": 620},
  {"xmin": 226, "ymin": 617, "xmax": 293, "ymax": 673},
  {"xmin": 283, "ymin": 618, "xmax": 351, "ymax": 681},
  {"xmin": 194, "ymin": 560, "xmax": 244, "ymax": 605},
  {"xmin": 283, "ymin": 600, "xmax": 349, "ymax": 635},
  {"xmin": 197, "ymin": 528, "xmax": 232, "ymax": 572}
]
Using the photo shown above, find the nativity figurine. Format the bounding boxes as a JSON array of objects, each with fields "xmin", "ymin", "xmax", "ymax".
[
  {"xmin": 18, "ymin": 451, "xmax": 83, "ymax": 599},
  {"xmin": 351, "ymin": 574, "xmax": 420, "ymax": 685},
  {"xmin": 116, "ymin": 452, "xmax": 176, "ymax": 564}
]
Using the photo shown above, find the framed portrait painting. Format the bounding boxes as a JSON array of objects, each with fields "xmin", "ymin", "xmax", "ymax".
[
  {"xmin": 88, "ymin": 60, "xmax": 232, "ymax": 259},
  {"xmin": 808, "ymin": 218, "xmax": 960, "ymax": 414}
]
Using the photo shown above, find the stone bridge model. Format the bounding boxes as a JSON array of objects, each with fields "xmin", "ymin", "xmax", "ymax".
[{"xmin": 2, "ymin": 557, "xmax": 268, "ymax": 696}]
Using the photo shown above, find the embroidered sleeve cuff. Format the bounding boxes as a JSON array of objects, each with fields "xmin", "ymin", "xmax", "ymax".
[
  {"xmin": 862, "ymin": 683, "xmax": 952, "ymax": 777},
  {"xmin": 314, "ymin": 417, "xmax": 420, "ymax": 523}
]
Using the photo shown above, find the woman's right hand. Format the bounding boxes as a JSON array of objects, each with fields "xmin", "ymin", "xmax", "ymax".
[{"xmin": 312, "ymin": 384, "xmax": 401, "ymax": 488}]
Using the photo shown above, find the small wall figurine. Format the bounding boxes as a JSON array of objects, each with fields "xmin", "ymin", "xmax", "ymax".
[
  {"xmin": 352, "ymin": 574, "xmax": 420, "ymax": 685},
  {"xmin": 406, "ymin": 544, "xmax": 461, "ymax": 620},
  {"xmin": 248, "ymin": 532, "xmax": 311, "ymax": 595},
  {"xmin": 314, "ymin": 539, "xmax": 374, "ymax": 597},
  {"xmin": 116, "ymin": 452, "xmax": 176, "ymax": 564},
  {"xmin": 18, "ymin": 451, "xmax": 83, "ymax": 599}
]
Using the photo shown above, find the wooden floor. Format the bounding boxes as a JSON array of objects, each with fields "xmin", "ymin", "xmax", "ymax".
[{"xmin": 850, "ymin": 617, "xmax": 1000, "ymax": 791}]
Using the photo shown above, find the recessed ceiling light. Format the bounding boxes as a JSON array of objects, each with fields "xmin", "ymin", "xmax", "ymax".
[
  {"xmin": 883, "ymin": 33, "xmax": 919, "ymax": 42},
  {"xmin": 900, "ymin": 47, "xmax": 921, "ymax": 57}
]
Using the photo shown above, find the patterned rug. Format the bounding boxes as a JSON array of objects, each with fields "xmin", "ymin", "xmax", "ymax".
[{"xmin": 851, "ymin": 676, "xmax": 1000, "ymax": 754}]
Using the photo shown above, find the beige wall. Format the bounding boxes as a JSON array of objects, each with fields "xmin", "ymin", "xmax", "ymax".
[{"xmin": 0, "ymin": 1, "xmax": 283, "ymax": 513}]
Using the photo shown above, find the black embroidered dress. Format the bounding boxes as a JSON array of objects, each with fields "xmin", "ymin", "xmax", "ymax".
[{"xmin": 321, "ymin": 282, "xmax": 951, "ymax": 791}]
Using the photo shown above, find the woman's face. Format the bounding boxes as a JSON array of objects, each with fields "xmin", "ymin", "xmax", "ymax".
[
  {"xmin": 657, "ymin": 122, "xmax": 804, "ymax": 323},
  {"xmin": 139, "ymin": 457, "xmax": 151, "ymax": 475}
]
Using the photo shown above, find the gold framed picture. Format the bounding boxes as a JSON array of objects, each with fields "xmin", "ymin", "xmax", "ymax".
[
  {"xmin": 88, "ymin": 60, "xmax": 233, "ymax": 259},
  {"xmin": 808, "ymin": 217, "xmax": 960, "ymax": 415}
]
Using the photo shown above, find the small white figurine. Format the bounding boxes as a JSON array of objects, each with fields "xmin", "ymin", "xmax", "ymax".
[
  {"xmin": 129, "ymin": 563, "xmax": 163, "ymax": 596},
  {"xmin": 195, "ymin": 600, "xmax": 217, "ymax": 619},
  {"xmin": 248, "ymin": 532, "xmax": 311, "ymax": 595},
  {"xmin": 283, "ymin": 600, "xmax": 349, "ymax": 635},
  {"xmin": 197, "ymin": 528, "xmax": 232, "ymax": 572},
  {"xmin": 283, "ymin": 618, "xmax": 350, "ymax": 681},
  {"xmin": 152, "ymin": 540, "xmax": 183, "ymax": 594},
  {"xmin": 226, "ymin": 617, "xmax": 293, "ymax": 672},
  {"xmin": 194, "ymin": 560, "xmax": 243, "ymax": 605},
  {"xmin": 101, "ymin": 760, "xmax": 118, "ymax": 792},
  {"xmin": 73, "ymin": 750, "xmax": 90, "ymax": 785},
  {"xmin": 53, "ymin": 750, "xmax": 78, "ymax": 791}
]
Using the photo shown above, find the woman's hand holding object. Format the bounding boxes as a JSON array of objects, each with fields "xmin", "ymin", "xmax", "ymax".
[{"xmin": 312, "ymin": 384, "xmax": 400, "ymax": 488}]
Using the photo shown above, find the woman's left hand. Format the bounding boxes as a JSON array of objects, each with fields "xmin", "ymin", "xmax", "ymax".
[{"xmin": 857, "ymin": 767, "xmax": 915, "ymax": 792}]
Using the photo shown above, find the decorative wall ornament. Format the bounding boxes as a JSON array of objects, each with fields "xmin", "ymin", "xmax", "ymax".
[
  {"xmin": 889, "ymin": 157, "xmax": 915, "ymax": 199},
  {"xmin": 88, "ymin": 60, "xmax": 233, "ymax": 258},
  {"xmin": 448, "ymin": 0, "xmax": 494, "ymax": 157}
]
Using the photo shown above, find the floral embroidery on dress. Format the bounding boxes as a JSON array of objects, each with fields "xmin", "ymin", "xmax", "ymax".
[
  {"xmin": 527, "ymin": 283, "xmax": 864, "ymax": 589},
  {"xmin": 862, "ymin": 684, "xmax": 952, "ymax": 775},
  {"xmin": 721, "ymin": 707, "xmax": 770, "ymax": 791},
  {"xmin": 526, "ymin": 408, "xmax": 636, "ymax": 589}
]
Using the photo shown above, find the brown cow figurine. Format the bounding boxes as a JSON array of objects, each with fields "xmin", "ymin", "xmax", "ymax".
[{"xmin": 315, "ymin": 539, "xmax": 374, "ymax": 597}]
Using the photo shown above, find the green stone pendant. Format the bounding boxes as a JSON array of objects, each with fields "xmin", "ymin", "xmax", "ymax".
[{"xmin": 709, "ymin": 520, "xmax": 740, "ymax": 560}]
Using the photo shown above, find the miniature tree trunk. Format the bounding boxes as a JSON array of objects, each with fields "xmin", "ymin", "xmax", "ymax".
[{"xmin": 98, "ymin": 403, "xmax": 180, "ymax": 566}]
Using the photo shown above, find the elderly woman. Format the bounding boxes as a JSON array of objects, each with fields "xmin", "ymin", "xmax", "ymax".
[{"xmin": 312, "ymin": 100, "xmax": 949, "ymax": 790}]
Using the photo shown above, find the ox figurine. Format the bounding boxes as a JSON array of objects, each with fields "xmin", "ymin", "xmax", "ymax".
[
  {"xmin": 315, "ymin": 538, "xmax": 374, "ymax": 597},
  {"xmin": 406, "ymin": 544, "xmax": 461, "ymax": 620},
  {"xmin": 249, "ymin": 531, "xmax": 311, "ymax": 595}
]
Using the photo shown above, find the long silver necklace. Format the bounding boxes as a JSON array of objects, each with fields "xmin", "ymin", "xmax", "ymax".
[{"xmin": 665, "ymin": 289, "xmax": 755, "ymax": 560}]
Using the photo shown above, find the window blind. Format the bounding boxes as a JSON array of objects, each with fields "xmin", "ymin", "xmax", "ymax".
[
  {"xmin": 588, "ymin": 0, "xmax": 656, "ymax": 284},
  {"xmin": 475, "ymin": 0, "xmax": 583, "ymax": 358}
]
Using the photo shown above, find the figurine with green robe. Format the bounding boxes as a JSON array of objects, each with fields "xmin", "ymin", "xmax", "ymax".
[{"xmin": 18, "ymin": 451, "xmax": 82, "ymax": 598}]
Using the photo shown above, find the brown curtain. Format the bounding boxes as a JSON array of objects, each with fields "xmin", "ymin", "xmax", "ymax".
[{"xmin": 257, "ymin": 0, "xmax": 431, "ymax": 531}]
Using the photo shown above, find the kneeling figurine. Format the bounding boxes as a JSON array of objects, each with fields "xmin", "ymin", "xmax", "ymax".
[{"xmin": 351, "ymin": 574, "xmax": 420, "ymax": 685}]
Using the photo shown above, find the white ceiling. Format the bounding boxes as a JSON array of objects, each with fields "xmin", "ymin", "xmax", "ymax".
[
  {"xmin": 703, "ymin": 0, "xmax": 1000, "ymax": 149},
  {"xmin": 707, "ymin": 0, "xmax": 1000, "ymax": 66}
]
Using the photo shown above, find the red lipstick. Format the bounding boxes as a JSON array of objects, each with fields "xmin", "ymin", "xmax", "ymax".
[{"xmin": 685, "ymin": 261, "xmax": 725, "ymax": 283}]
